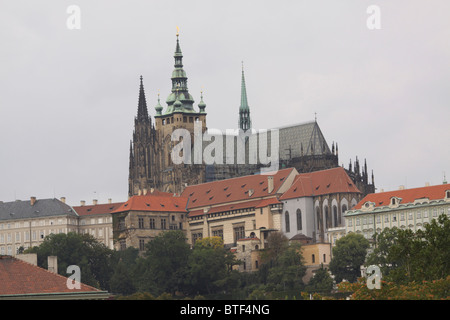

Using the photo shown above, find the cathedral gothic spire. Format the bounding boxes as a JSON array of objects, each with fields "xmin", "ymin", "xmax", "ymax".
[
  {"xmin": 128, "ymin": 76, "xmax": 157, "ymax": 197},
  {"xmin": 239, "ymin": 62, "xmax": 251, "ymax": 131},
  {"xmin": 137, "ymin": 75, "xmax": 150, "ymax": 122}
]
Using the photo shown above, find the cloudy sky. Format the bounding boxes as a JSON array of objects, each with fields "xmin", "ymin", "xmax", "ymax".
[{"xmin": 1, "ymin": 1, "xmax": 449, "ymax": 206}]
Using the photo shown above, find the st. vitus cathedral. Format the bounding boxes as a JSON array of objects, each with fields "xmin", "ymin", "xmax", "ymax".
[{"xmin": 128, "ymin": 33, "xmax": 375, "ymax": 197}]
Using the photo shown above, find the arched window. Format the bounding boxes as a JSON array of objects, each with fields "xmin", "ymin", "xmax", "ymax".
[
  {"xmin": 316, "ymin": 207, "xmax": 321, "ymax": 231},
  {"xmin": 325, "ymin": 206, "xmax": 330, "ymax": 228},
  {"xmin": 341, "ymin": 204, "xmax": 348, "ymax": 226},
  {"xmin": 285, "ymin": 211, "xmax": 290, "ymax": 232},
  {"xmin": 333, "ymin": 205, "xmax": 338, "ymax": 227},
  {"xmin": 296, "ymin": 209, "xmax": 302, "ymax": 230}
]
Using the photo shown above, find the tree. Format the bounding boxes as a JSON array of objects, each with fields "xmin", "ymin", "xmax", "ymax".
[
  {"xmin": 25, "ymin": 232, "xmax": 113, "ymax": 289},
  {"xmin": 329, "ymin": 233, "xmax": 370, "ymax": 283},
  {"xmin": 139, "ymin": 230, "xmax": 191, "ymax": 295},
  {"xmin": 258, "ymin": 232, "xmax": 306, "ymax": 291},
  {"xmin": 369, "ymin": 214, "xmax": 450, "ymax": 284},
  {"xmin": 306, "ymin": 264, "xmax": 334, "ymax": 295},
  {"xmin": 366, "ymin": 227, "xmax": 401, "ymax": 279},
  {"xmin": 109, "ymin": 247, "xmax": 139, "ymax": 295},
  {"xmin": 187, "ymin": 237, "xmax": 231, "ymax": 295}
]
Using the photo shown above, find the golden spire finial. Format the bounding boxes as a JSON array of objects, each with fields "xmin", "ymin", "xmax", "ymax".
[{"xmin": 176, "ymin": 26, "xmax": 180, "ymax": 37}]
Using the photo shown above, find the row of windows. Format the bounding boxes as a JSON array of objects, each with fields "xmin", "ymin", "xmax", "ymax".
[
  {"xmin": 284, "ymin": 209, "xmax": 302, "ymax": 233},
  {"xmin": 80, "ymin": 217, "xmax": 112, "ymax": 225},
  {"xmin": 137, "ymin": 217, "xmax": 182, "ymax": 230},
  {"xmin": 0, "ymin": 228, "xmax": 78, "ymax": 244},
  {"xmin": 161, "ymin": 116, "xmax": 200, "ymax": 125},
  {"xmin": 347, "ymin": 207, "xmax": 450, "ymax": 227},
  {"xmin": 0, "ymin": 218, "xmax": 76, "ymax": 229}
]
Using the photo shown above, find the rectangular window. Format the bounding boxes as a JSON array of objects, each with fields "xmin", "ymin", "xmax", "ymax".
[
  {"xmin": 233, "ymin": 226, "xmax": 245, "ymax": 242},
  {"xmin": 138, "ymin": 217, "xmax": 145, "ymax": 229},
  {"xmin": 149, "ymin": 218, "xmax": 156, "ymax": 229},
  {"xmin": 192, "ymin": 232, "xmax": 202, "ymax": 244},
  {"xmin": 139, "ymin": 239, "xmax": 145, "ymax": 251},
  {"xmin": 161, "ymin": 218, "xmax": 167, "ymax": 230},
  {"xmin": 212, "ymin": 229, "xmax": 223, "ymax": 239}
]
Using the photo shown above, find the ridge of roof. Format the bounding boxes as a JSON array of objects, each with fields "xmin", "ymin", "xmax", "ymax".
[
  {"xmin": 111, "ymin": 194, "xmax": 188, "ymax": 214},
  {"xmin": 279, "ymin": 167, "xmax": 361, "ymax": 200},
  {"xmin": 353, "ymin": 183, "xmax": 450, "ymax": 210},
  {"xmin": 182, "ymin": 168, "xmax": 296, "ymax": 209}
]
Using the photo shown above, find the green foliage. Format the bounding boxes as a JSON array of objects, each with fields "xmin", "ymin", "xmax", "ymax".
[
  {"xmin": 257, "ymin": 232, "xmax": 306, "ymax": 292},
  {"xmin": 329, "ymin": 233, "xmax": 370, "ymax": 283},
  {"xmin": 338, "ymin": 276, "xmax": 450, "ymax": 300},
  {"xmin": 25, "ymin": 232, "xmax": 113, "ymax": 289},
  {"xmin": 138, "ymin": 230, "xmax": 191, "ymax": 295},
  {"xmin": 367, "ymin": 214, "xmax": 450, "ymax": 284},
  {"xmin": 187, "ymin": 236, "xmax": 240, "ymax": 295},
  {"xmin": 305, "ymin": 264, "xmax": 334, "ymax": 295}
]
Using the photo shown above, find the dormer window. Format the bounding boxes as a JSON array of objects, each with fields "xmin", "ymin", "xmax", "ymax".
[
  {"xmin": 446, "ymin": 190, "xmax": 450, "ymax": 199},
  {"xmin": 390, "ymin": 197, "xmax": 401, "ymax": 206}
]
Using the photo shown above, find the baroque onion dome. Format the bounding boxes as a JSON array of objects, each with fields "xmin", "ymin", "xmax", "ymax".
[
  {"xmin": 198, "ymin": 90, "xmax": 206, "ymax": 113},
  {"xmin": 155, "ymin": 92, "xmax": 163, "ymax": 116},
  {"xmin": 163, "ymin": 31, "xmax": 197, "ymax": 114}
]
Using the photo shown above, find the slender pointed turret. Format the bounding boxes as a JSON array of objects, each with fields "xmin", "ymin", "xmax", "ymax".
[
  {"xmin": 239, "ymin": 62, "xmax": 251, "ymax": 131},
  {"xmin": 137, "ymin": 75, "xmax": 150, "ymax": 122}
]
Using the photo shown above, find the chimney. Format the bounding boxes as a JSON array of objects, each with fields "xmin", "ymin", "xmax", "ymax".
[
  {"xmin": 93, "ymin": 199, "xmax": 98, "ymax": 205},
  {"xmin": 138, "ymin": 189, "xmax": 142, "ymax": 196},
  {"xmin": 16, "ymin": 253, "xmax": 38, "ymax": 266},
  {"xmin": 80, "ymin": 200, "xmax": 86, "ymax": 206},
  {"xmin": 143, "ymin": 188, "xmax": 148, "ymax": 195},
  {"xmin": 108, "ymin": 198, "xmax": 112, "ymax": 204},
  {"xmin": 425, "ymin": 182, "xmax": 430, "ymax": 187},
  {"xmin": 248, "ymin": 189, "xmax": 254, "ymax": 197},
  {"xmin": 30, "ymin": 196, "xmax": 37, "ymax": 206},
  {"xmin": 399, "ymin": 185, "xmax": 405, "ymax": 190},
  {"xmin": 267, "ymin": 176, "xmax": 274, "ymax": 193},
  {"xmin": 47, "ymin": 256, "xmax": 58, "ymax": 274},
  {"xmin": 150, "ymin": 188, "xmax": 154, "ymax": 194},
  {"xmin": 60, "ymin": 197, "xmax": 66, "ymax": 203}
]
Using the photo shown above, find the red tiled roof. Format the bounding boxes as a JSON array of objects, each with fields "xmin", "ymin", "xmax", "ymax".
[
  {"xmin": 0, "ymin": 256, "xmax": 106, "ymax": 297},
  {"xmin": 188, "ymin": 197, "xmax": 281, "ymax": 217},
  {"xmin": 279, "ymin": 167, "xmax": 361, "ymax": 200},
  {"xmin": 354, "ymin": 183, "xmax": 450, "ymax": 209},
  {"xmin": 182, "ymin": 168, "xmax": 296, "ymax": 209},
  {"xmin": 73, "ymin": 202, "xmax": 124, "ymax": 216},
  {"xmin": 111, "ymin": 194, "xmax": 188, "ymax": 214}
]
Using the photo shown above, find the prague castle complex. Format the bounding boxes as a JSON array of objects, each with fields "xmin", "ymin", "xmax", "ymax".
[{"xmin": 128, "ymin": 32, "xmax": 375, "ymax": 198}]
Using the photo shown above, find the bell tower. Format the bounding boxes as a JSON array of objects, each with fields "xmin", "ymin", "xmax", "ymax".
[{"xmin": 153, "ymin": 30, "xmax": 208, "ymax": 193}]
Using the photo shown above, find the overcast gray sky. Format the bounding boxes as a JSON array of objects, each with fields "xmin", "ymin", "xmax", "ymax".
[{"xmin": 1, "ymin": 1, "xmax": 449, "ymax": 206}]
